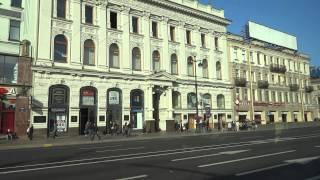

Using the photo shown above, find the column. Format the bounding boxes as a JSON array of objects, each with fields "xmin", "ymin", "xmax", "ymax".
[
  {"xmin": 142, "ymin": 12, "xmax": 151, "ymax": 73},
  {"xmin": 121, "ymin": 6, "xmax": 130, "ymax": 71}
]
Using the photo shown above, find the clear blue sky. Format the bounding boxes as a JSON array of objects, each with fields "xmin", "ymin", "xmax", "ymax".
[{"xmin": 199, "ymin": 0, "xmax": 320, "ymax": 66}]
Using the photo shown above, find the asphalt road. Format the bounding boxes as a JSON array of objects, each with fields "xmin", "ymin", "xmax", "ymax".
[{"xmin": 0, "ymin": 127, "xmax": 320, "ymax": 180}]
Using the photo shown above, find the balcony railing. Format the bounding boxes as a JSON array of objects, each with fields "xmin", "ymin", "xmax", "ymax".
[
  {"xmin": 289, "ymin": 84, "xmax": 299, "ymax": 91},
  {"xmin": 257, "ymin": 80, "xmax": 269, "ymax": 89},
  {"xmin": 235, "ymin": 77, "xmax": 247, "ymax": 87},
  {"xmin": 270, "ymin": 64, "xmax": 287, "ymax": 74},
  {"xmin": 305, "ymin": 86, "xmax": 314, "ymax": 93}
]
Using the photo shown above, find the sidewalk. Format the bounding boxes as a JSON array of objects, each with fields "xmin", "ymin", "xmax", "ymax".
[{"xmin": 0, "ymin": 121, "xmax": 319, "ymax": 150}]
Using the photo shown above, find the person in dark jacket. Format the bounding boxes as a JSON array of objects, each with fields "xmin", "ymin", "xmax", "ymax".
[{"xmin": 27, "ymin": 123, "xmax": 34, "ymax": 140}]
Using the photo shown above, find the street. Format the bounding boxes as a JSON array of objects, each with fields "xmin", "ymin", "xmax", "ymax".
[{"xmin": 0, "ymin": 127, "xmax": 320, "ymax": 180}]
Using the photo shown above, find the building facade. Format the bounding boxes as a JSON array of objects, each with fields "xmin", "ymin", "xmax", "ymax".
[
  {"xmin": 0, "ymin": 0, "xmax": 32, "ymax": 136},
  {"xmin": 310, "ymin": 78, "xmax": 320, "ymax": 119},
  {"xmin": 28, "ymin": 0, "xmax": 233, "ymax": 136},
  {"xmin": 227, "ymin": 33, "xmax": 318, "ymax": 124}
]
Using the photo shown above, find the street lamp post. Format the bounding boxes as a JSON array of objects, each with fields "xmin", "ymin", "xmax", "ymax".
[{"xmin": 193, "ymin": 56, "xmax": 202, "ymax": 132}]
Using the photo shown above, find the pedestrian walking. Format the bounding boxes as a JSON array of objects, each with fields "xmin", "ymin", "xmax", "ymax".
[
  {"xmin": 90, "ymin": 122, "xmax": 101, "ymax": 141},
  {"xmin": 123, "ymin": 122, "xmax": 129, "ymax": 137},
  {"xmin": 84, "ymin": 120, "xmax": 91, "ymax": 136},
  {"xmin": 27, "ymin": 123, "xmax": 34, "ymax": 140}
]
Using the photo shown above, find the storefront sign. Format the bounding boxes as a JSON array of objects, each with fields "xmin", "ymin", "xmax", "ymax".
[
  {"xmin": 0, "ymin": 87, "xmax": 18, "ymax": 95},
  {"xmin": 109, "ymin": 91, "xmax": 120, "ymax": 105},
  {"xmin": 56, "ymin": 114, "xmax": 67, "ymax": 132},
  {"xmin": 82, "ymin": 96, "xmax": 94, "ymax": 106}
]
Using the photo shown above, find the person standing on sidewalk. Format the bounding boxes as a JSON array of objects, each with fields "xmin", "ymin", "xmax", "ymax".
[
  {"xmin": 52, "ymin": 120, "xmax": 58, "ymax": 139},
  {"xmin": 90, "ymin": 122, "xmax": 101, "ymax": 141},
  {"xmin": 27, "ymin": 123, "xmax": 34, "ymax": 140}
]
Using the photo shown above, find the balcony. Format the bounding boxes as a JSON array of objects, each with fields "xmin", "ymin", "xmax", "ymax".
[
  {"xmin": 270, "ymin": 64, "xmax": 287, "ymax": 74},
  {"xmin": 257, "ymin": 80, "xmax": 269, "ymax": 89},
  {"xmin": 305, "ymin": 86, "xmax": 314, "ymax": 93},
  {"xmin": 235, "ymin": 78, "xmax": 247, "ymax": 87},
  {"xmin": 289, "ymin": 84, "xmax": 299, "ymax": 91}
]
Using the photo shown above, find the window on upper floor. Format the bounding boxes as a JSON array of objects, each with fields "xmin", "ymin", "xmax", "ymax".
[
  {"xmin": 235, "ymin": 69, "xmax": 240, "ymax": 78},
  {"xmin": 252, "ymin": 89, "xmax": 256, "ymax": 101},
  {"xmin": 251, "ymin": 71, "xmax": 255, "ymax": 82},
  {"xmin": 258, "ymin": 89, "xmax": 262, "ymax": 101},
  {"xmin": 265, "ymin": 90, "xmax": 269, "ymax": 102},
  {"xmin": 109, "ymin": 43, "xmax": 119, "ymax": 68},
  {"xmin": 11, "ymin": 0, "xmax": 22, "ymax": 8},
  {"xmin": 132, "ymin": 47, "xmax": 141, "ymax": 71},
  {"xmin": 172, "ymin": 91, "xmax": 181, "ymax": 109},
  {"xmin": 217, "ymin": 94, "xmax": 225, "ymax": 109},
  {"xmin": 202, "ymin": 93, "xmax": 212, "ymax": 108},
  {"xmin": 85, "ymin": 5, "xmax": 93, "ymax": 24},
  {"xmin": 233, "ymin": 47, "xmax": 238, "ymax": 61},
  {"xmin": 279, "ymin": 92, "xmax": 283, "ymax": 103},
  {"xmin": 83, "ymin": 39, "xmax": 95, "ymax": 65},
  {"xmin": 57, "ymin": 0, "xmax": 66, "ymax": 19},
  {"xmin": 257, "ymin": 52, "xmax": 261, "ymax": 65},
  {"xmin": 202, "ymin": 59, "xmax": 208, "ymax": 78},
  {"xmin": 152, "ymin": 50, "xmax": 160, "ymax": 71},
  {"xmin": 264, "ymin": 55, "xmax": 267, "ymax": 65},
  {"xmin": 9, "ymin": 20, "xmax": 20, "ymax": 41},
  {"xmin": 276, "ymin": 58, "xmax": 279, "ymax": 65},
  {"xmin": 187, "ymin": 92, "xmax": 196, "ymax": 108},
  {"xmin": 201, "ymin": 33, "xmax": 206, "ymax": 48},
  {"xmin": 250, "ymin": 51, "xmax": 253, "ymax": 63},
  {"xmin": 132, "ymin": 16, "xmax": 139, "ymax": 33},
  {"xmin": 170, "ymin": 26, "xmax": 175, "ymax": 42},
  {"xmin": 242, "ymin": 50, "xmax": 246, "ymax": 61},
  {"xmin": 243, "ymin": 88, "xmax": 248, "ymax": 101},
  {"xmin": 270, "ymin": 56, "xmax": 273, "ymax": 64},
  {"xmin": 110, "ymin": 11, "xmax": 117, "ymax": 29},
  {"xmin": 171, "ymin": 54, "xmax": 178, "ymax": 75},
  {"xmin": 152, "ymin": 21, "xmax": 158, "ymax": 38},
  {"xmin": 186, "ymin": 30, "xmax": 191, "ymax": 45},
  {"xmin": 54, "ymin": 34, "xmax": 68, "ymax": 62},
  {"xmin": 285, "ymin": 92, "xmax": 288, "ymax": 103},
  {"xmin": 271, "ymin": 74, "xmax": 275, "ymax": 83},
  {"xmin": 187, "ymin": 56, "xmax": 194, "ymax": 76},
  {"xmin": 278, "ymin": 75, "xmax": 281, "ymax": 84},
  {"xmin": 0, "ymin": 55, "xmax": 18, "ymax": 84},
  {"xmin": 271, "ymin": 91, "xmax": 276, "ymax": 102},
  {"xmin": 216, "ymin": 61, "xmax": 222, "ymax": 80},
  {"xmin": 214, "ymin": 37, "xmax": 219, "ymax": 50}
]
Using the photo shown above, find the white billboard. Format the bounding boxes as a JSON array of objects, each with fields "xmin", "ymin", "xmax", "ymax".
[{"xmin": 248, "ymin": 21, "xmax": 297, "ymax": 50}]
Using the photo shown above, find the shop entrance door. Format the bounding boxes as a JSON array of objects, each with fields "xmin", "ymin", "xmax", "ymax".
[
  {"xmin": 282, "ymin": 114, "xmax": 287, "ymax": 123},
  {"xmin": 79, "ymin": 108, "xmax": 96, "ymax": 135},
  {"xmin": 0, "ymin": 112, "xmax": 14, "ymax": 134}
]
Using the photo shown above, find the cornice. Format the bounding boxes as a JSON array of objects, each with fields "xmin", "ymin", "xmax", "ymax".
[{"xmin": 136, "ymin": 0, "xmax": 231, "ymax": 26}]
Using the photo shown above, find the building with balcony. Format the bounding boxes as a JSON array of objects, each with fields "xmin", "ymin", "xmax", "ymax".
[
  {"xmin": 0, "ymin": 0, "xmax": 32, "ymax": 136},
  {"xmin": 310, "ymin": 78, "xmax": 320, "ymax": 119},
  {"xmin": 26, "ymin": 0, "xmax": 233, "ymax": 136},
  {"xmin": 227, "ymin": 27, "xmax": 318, "ymax": 124}
]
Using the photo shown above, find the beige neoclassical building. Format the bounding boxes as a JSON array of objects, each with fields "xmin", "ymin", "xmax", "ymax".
[
  {"xmin": 26, "ymin": 0, "xmax": 233, "ymax": 136},
  {"xmin": 227, "ymin": 32, "xmax": 318, "ymax": 124}
]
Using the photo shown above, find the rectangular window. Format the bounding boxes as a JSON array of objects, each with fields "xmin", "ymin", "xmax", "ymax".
[
  {"xmin": 152, "ymin": 21, "xmax": 158, "ymax": 38},
  {"xmin": 264, "ymin": 55, "xmax": 267, "ymax": 65},
  {"xmin": 110, "ymin": 11, "xmax": 117, "ymax": 29},
  {"xmin": 250, "ymin": 51, "xmax": 253, "ymax": 63},
  {"xmin": 271, "ymin": 91, "xmax": 276, "ymax": 102},
  {"xmin": 257, "ymin": 52, "xmax": 260, "ymax": 65},
  {"xmin": 244, "ymin": 88, "xmax": 248, "ymax": 101},
  {"xmin": 214, "ymin": 37, "xmax": 219, "ymax": 50},
  {"xmin": 233, "ymin": 47, "xmax": 238, "ymax": 61},
  {"xmin": 9, "ymin": 20, "xmax": 20, "ymax": 41},
  {"xmin": 285, "ymin": 92, "xmax": 288, "ymax": 103},
  {"xmin": 242, "ymin": 50, "xmax": 246, "ymax": 61},
  {"xmin": 258, "ymin": 89, "xmax": 262, "ymax": 101},
  {"xmin": 252, "ymin": 89, "xmax": 256, "ymax": 101},
  {"xmin": 186, "ymin": 30, "xmax": 191, "ymax": 45},
  {"xmin": 57, "ymin": 0, "xmax": 66, "ymax": 18},
  {"xmin": 0, "ymin": 55, "xmax": 19, "ymax": 84},
  {"xmin": 170, "ymin": 26, "xmax": 175, "ymax": 42},
  {"xmin": 11, "ymin": 0, "xmax": 22, "ymax": 8},
  {"xmin": 85, "ymin": 5, "xmax": 93, "ymax": 24},
  {"xmin": 201, "ymin": 33, "xmax": 206, "ymax": 48},
  {"xmin": 270, "ymin": 56, "xmax": 273, "ymax": 64},
  {"xmin": 236, "ymin": 69, "xmax": 240, "ymax": 78},
  {"xmin": 278, "ymin": 92, "xmax": 282, "ymax": 102},
  {"xmin": 132, "ymin": 16, "xmax": 139, "ymax": 33},
  {"xmin": 265, "ymin": 90, "xmax": 269, "ymax": 102}
]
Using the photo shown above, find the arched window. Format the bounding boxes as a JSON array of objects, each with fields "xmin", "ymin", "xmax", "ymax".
[
  {"xmin": 130, "ymin": 89, "xmax": 144, "ymax": 107},
  {"xmin": 152, "ymin": 51, "xmax": 160, "ymax": 71},
  {"xmin": 187, "ymin": 56, "xmax": 194, "ymax": 76},
  {"xmin": 132, "ymin": 47, "xmax": 141, "ymax": 71},
  {"xmin": 202, "ymin": 59, "xmax": 208, "ymax": 78},
  {"xmin": 171, "ymin": 54, "xmax": 178, "ymax": 75},
  {"xmin": 172, "ymin": 91, "xmax": 181, "ymax": 109},
  {"xmin": 187, "ymin": 92, "xmax": 197, "ymax": 108},
  {"xmin": 54, "ymin": 34, "xmax": 67, "ymax": 62},
  {"xmin": 216, "ymin": 61, "xmax": 222, "ymax": 80},
  {"xmin": 109, "ymin": 43, "xmax": 119, "ymax": 68},
  {"xmin": 202, "ymin": 93, "xmax": 211, "ymax": 108},
  {"xmin": 83, "ymin": 39, "xmax": 95, "ymax": 65},
  {"xmin": 217, "ymin": 94, "xmax": 225, "ymax": 109}
]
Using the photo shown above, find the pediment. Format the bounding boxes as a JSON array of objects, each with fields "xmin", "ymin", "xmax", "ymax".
[{"xmin": 147, "ymin": 71, "xmax": 177, "ymax": 82}]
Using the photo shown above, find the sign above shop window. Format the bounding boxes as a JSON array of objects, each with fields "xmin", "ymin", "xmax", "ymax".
[
  {"xmin": 82, "ymin": 89, "xmax": 94, "ymax": 96},
  {"xmin": 109, "ymin": 91, "xmax": 120, "ymax": 105}
]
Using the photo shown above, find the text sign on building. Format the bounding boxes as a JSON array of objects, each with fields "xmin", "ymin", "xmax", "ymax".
[
  {"xmin": 109, "ymin": 91, "xmax": 120, "ymax": 105},
  {"xmin": 81, "ymin": 89, "xmax": 95, "ymax": 106}
]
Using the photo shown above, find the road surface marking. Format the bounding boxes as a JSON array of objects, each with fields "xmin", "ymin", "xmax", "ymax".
[
  {"xmin": 240, "ymin": 136, "xmax": 263, "ymax": 140},
  {"xmin": 115, "ymin": 174, "xmax": 148, "ymax": 180},
  {"xmin": 172, "ymin": 150, "xmax": 249, "ymax": 162},
  {"xmin": 80, "ymin": 145, "xmax": 122, "ymax": 150},
  {"xmin": 198, "ymin": 150, "xmax": 296, "ymax": 168},
  {"xmin": 306, "ymin": 175, "xmax": 320, "ymax": 180},
  {"xmin": 43, "ymin": 144, "xmax": 53, "ymax": 148},
  {"xmin": 96, "ymin": 147, "xmax": 144, "ymax": 152},
  {"xmin": 236, "ymin": 163, "xmax": 289, "ymax": 176}
]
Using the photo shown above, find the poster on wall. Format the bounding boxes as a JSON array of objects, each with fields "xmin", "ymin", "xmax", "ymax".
[
  {"xmin": 109, "ymin": 91, "xmax": 120, "ymax": 105},
  {"xmin": 56, "ymin": 114, "xmax": 67, "ymax": 132},
  {"xmin": 136, "ymin": 112, "xmax": 143, "ymax": 129}
]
